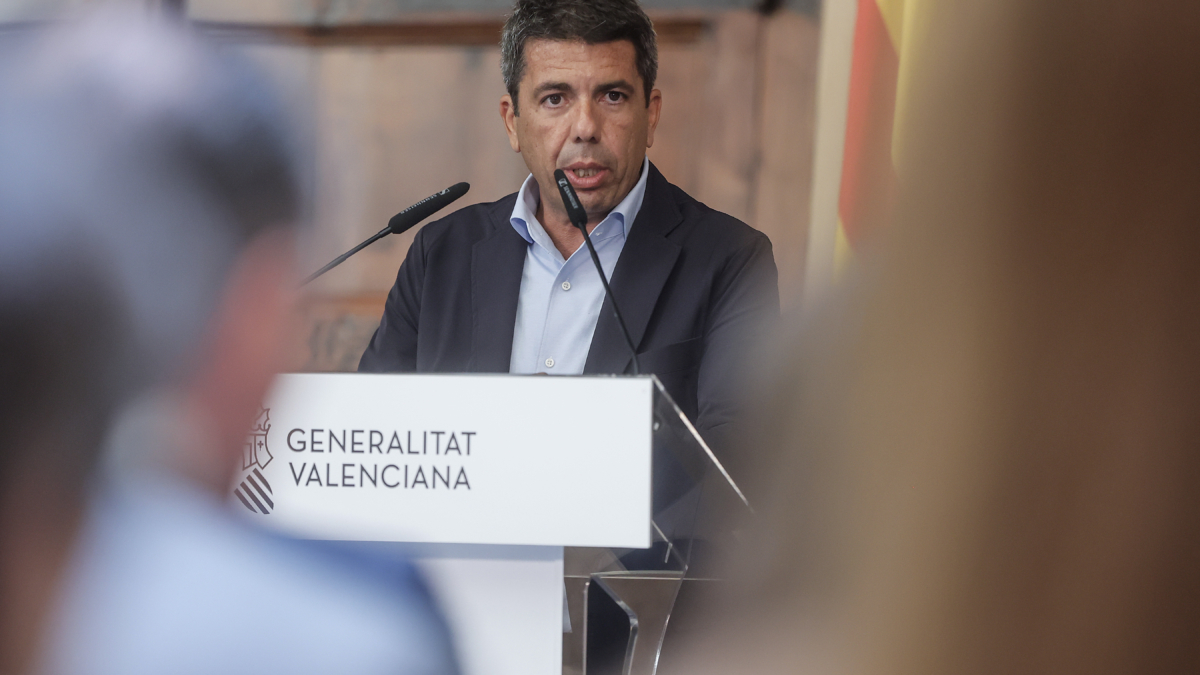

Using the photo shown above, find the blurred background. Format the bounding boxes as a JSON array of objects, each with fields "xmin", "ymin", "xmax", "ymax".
[{"xmin": 1, "ymin": 0, "xmax": 828, "ymax": 372}]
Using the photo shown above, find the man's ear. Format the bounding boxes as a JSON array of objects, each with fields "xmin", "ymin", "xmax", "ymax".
[
  {"xmin": 500, "ymin": 94, "xmax": 521, "ymax": 153},
  {"xmin": 646, "ymin": 88, "xmax": 663, "ymax": 149}
]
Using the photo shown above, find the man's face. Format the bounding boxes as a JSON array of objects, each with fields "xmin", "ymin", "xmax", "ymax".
[{"xmin": 501, "ymin": 39, "xmax": 662, "ymax": 225}]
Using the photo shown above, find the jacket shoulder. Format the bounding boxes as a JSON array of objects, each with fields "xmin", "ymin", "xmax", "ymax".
[{"xmin": 665, "ymin": 181, "xmax": 772, "ymax": 250}]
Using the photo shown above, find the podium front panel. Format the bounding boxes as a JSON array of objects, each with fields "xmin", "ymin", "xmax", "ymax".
[{"xmin": 233, "ymin": 373, "xmax": 653, "ymax": 548}]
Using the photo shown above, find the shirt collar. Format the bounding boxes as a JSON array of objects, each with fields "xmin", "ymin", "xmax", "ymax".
[{"xmin": 510, "ymin": 155, "xmax": 650, "ymax": 245}]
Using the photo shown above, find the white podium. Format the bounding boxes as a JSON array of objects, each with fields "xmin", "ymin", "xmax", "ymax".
[{"xmin": 233, "ymin": 373, "xmax": 748, "ymax": 675}]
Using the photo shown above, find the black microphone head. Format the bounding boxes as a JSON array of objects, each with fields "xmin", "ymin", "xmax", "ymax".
[
  {"xmin": 553, "ymin": 169, "xmax": 589, "ymax": 230},
  {"xmin": 387, "ymin": 181, "xmax": 470, "ymax": 235}
]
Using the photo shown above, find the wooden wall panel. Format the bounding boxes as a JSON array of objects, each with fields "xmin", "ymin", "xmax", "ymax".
[
  {"xmin": 693, "ymin": 11, "xmax": 760, "ymax": 224},
  {"xmin": 0, "ymin": 9, "xmax": 818, "ymax": 370},
  {"xmin": 303, "ymin": 44, "xmax": 529, "ymax": 297},
  {"xmin": 752, "ymin": 11, "xmax": 820, "ymax": 311},
  {"xmin": 646, "ymin": 40, "xmax": 708, "ymax": 196},
  {"xmin": 188, "ymin": 0, "xmax": 770, "ymax": 24}
]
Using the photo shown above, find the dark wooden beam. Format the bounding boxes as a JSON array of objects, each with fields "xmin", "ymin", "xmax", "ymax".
[{"xmin": 194, "ymin": 17, "xmax": 710, "ymax": 47}]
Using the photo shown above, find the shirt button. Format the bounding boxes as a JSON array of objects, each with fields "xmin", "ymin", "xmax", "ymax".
[
  {"xmin": 545, "ymin": 357, "xmax": 555, "ymax": 368},
  {"xmin": 561, "ymin": 281, "xmax": 571, "ymax": 291}
]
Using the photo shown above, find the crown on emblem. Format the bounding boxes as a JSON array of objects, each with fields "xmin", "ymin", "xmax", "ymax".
[
  {"xmin": 251, "ymin": 407, "xmax": 271, "ymax": 434},
  {"xmin": 239, "ymin": 407, "xmax": 275, "ymax": 511}
]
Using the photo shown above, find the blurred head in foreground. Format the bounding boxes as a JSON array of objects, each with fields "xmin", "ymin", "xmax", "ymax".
[
  {"xmin": 0, "ymin": 6, "xmax": 303, "ymax": 482},
  {"xmin": 673, "ymin": 1, "xmax": 1200, "ymax": 673},
  {"xmin": 1, "ymin": 14, "xmax": 457, "ymax": 675},
  {"xmin": 0, "ymin": 11, "xmax": 302, "ymax": 670}
]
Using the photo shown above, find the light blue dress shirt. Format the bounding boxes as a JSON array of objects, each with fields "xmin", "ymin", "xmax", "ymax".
[
  {"xmin": 508, "ymin": 156, "xmax": 650, "ymax": 375},
  {"xmin": 43, "ymin": 474, "xmax": 459, "ymax": 675}
]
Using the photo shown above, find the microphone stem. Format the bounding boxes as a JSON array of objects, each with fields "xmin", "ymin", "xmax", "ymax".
[
  {"xmin": 301, "ymin": 224, "xmax": 390, "ymax": 287},
  {"xmin": 577, "ymin": 223, "xmax": 641, "ymax": 376}
]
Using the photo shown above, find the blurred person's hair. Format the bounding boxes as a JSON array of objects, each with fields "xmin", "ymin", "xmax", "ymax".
[
  {"xmin": 0, "ymin": 8, "xmax": 303, "ymax": 496},
  {"xmin": 0, "ymin": 235, "xmax": 129, "ymax": 501},
  {"xmin": 0, "ymin": 12, "xmax": 304, "ymax": 669},
  {"xmin": 500, "ymin": 0, "xmax": 657, "ymax": 113},
  {"xmin": 0, "ymin": 11, "xmax": 304, "ymax": 390},
  {"xmin": 668, "ymin": 2, "xmax": 1200, "ymax": 673}
]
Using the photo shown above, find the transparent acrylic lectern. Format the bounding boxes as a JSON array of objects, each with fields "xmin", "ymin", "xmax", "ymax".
[{"xmin": 562, "ymin": 377, "xmax": 753, "ymax": 675}]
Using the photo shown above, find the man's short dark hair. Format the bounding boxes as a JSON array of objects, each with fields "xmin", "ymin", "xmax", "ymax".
[{"xmin": 501, "ymin": 0, "xmax": 658, "ymax": 114}]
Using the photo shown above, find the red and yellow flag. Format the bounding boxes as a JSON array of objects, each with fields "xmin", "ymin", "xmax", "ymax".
[{"xmin": 836, "ymin": 0, "xmax": 926, "ymax": 266}]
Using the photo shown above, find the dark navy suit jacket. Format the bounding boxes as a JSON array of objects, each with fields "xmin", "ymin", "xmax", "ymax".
[{"xmin": 359, "ymin": 163, "xmax": 778, "ymax": 479}]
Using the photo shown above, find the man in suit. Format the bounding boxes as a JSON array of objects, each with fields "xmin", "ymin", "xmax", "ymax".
[{"xmin": 360, "ymin": 0, "xmax": 778, "ymax": 478}]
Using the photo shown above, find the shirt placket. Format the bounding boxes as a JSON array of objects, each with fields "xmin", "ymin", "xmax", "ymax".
[{"xmin": 538, "ymin": 251, "xmax": 581, "ymax": 373}]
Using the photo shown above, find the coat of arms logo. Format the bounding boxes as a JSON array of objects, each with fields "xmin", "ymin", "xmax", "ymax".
[{"xmin": 234, "ymin": 407, "xmax": 274, "ymax": 514}]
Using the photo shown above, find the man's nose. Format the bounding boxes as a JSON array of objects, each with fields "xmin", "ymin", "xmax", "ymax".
[{"xmin": 571, "ymin": 98, "xmax": 601, "ymax": 143}]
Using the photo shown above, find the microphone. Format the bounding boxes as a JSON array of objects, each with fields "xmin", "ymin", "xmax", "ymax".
[
  {"xmin": 553, "ymin": 169, "xmax": 640, "ymax": 376},
  {"xmin": 302, "ymin": 182, "xmax": 470, "ymax": 286}
]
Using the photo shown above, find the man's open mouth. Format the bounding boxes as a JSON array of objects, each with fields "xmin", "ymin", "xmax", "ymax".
[{"xmin": 562, "ymin": 164, "xmax": 608, "ymax": 189}]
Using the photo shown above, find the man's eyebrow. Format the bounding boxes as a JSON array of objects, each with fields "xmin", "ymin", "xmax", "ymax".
[
  {"xmin": 593, "ymin": 80, "xmax": 635, "ymax": 95},
  {"xmin": 530, "ymin": 81, "xmax": 574, "ymax": 97}
]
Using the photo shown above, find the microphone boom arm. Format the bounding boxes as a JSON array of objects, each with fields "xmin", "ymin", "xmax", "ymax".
[
  {"xmin": 300, "ymin": 182, "xmax": 469, "ymax": 287},
  {"xmin": 577, "ymin": 220, "xmax": 641, "ymax": 375},
  {"xmin": 300, "ymin": 225, "xmax": 389, "ymax": 286}
]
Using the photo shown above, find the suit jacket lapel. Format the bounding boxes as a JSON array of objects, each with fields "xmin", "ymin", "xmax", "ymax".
[
  {"xmin": 585, "ymin": 163, "xmax": 683, "ymax": 374},
  {"xmin": 470, "ymin": 198, "xmax": 526, "ymax": 372}
]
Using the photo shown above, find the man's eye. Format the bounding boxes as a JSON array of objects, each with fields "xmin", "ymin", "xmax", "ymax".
[
  {"xmin": 545, "ymin": 94, "xmax": 563, "ymax": 106},
  {"xmin": 605, "ymin": 91, "xmax": 625, "ymax": 103}
]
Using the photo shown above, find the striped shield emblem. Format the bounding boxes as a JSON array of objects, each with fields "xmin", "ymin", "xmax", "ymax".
[
  {"xmin": 235, "ymin": 467, "xmax": 274, "ymax": 514},
  {"xmin": 235, "ymin": 408, "xmax": 275, "ymax": 514}
]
